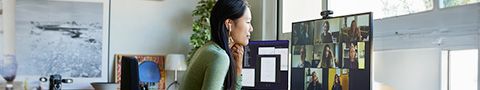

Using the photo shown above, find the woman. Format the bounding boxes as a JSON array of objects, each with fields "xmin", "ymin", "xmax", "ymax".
[
  {"xmin": 320, "ymin": 45, "xmax": 336, "ymax": 68},
  {"xmin": 349, "ymin": 20, "xmax": 362, "ymax": 42},
  {"xmin": 180, "ymin": 0, "xmax": 253, "ymax": 90},
  {"xmin": 321, "ymin": 21, "xmax": 333, "ymax": 43},
  {"xmin": 332, "ymin": 74, "xmax": 342, "ymax": 90},
  {"xmin": 348, "ymin": 43, "xmax": 358, "ymax": 69}
]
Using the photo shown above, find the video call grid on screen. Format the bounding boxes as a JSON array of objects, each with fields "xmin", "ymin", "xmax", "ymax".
[{"xmin": 291, "ymin": 12, "xmax": 372, "ymax": 90}]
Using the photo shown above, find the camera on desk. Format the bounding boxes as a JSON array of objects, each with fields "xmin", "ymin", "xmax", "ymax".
[{"xmin": 39, "ymin": 74, "xmax": 73, "ymax": 90}]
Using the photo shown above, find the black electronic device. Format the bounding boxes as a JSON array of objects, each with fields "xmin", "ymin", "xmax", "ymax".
[
  {"xmin": 120, "ymin": 56, "xmax": 140, "ymax": 90},
  {"xmin": 39, "ymin": 74, "xmax": 73, "ymax": 90}
]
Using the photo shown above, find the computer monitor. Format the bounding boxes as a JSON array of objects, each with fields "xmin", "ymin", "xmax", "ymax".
[
  {"xmin": 291, "ymin": 12, "xmax": 372, "ymax": 90},
  {"xmin": 120, "ymin": 56, "xmax": 140, "ymax": 90}
]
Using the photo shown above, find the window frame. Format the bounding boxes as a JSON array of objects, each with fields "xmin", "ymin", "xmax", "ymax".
[{"xmin": 442, "ymin": 49, "xmax": 479, "ymax": 90}]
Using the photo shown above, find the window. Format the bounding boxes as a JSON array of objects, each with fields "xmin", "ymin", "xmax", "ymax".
[
  {"xmin": 328, "ymin": 0, "xmax": 433, "ymax": 19},
  {"xmin": 440, "ymin": 0, "xmax": 480, "ymax": 8},
  {"xmin": 442, "ymin": 49, "xmax": 478, "ymax": 90}
]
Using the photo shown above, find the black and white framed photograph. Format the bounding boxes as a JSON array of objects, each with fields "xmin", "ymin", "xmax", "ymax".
[{"xmin": 14, "ymin": 0, "xmax": 110, "ymax": 89}]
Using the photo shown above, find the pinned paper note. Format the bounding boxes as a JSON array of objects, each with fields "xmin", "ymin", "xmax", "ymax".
[
  {"xmin": 242, "ymin": 69, "xmax": 255, "ymax": 87},
  {"xmin": 260, "ymin": 57, "xmax": 276, "ymax": 82},
  {"xmin": 275, "ymin": 48, "xmax": 289, "ymax": 71},
  {"xmin": 258, "ymin": 47, "xmax": 275, "ymax": 55}
]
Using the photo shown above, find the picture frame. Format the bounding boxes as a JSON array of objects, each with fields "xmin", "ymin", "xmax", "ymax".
[
  {"xmin": 254, "ymin": 55, "xmax": 282, "ymax": 89},
  {"xmin": 114, "ymin": 54, "xmax": 167, "ymax": 90},
  {"xmin": 11, "ymin": 0, "xmax": 111, "ymax": 89}
]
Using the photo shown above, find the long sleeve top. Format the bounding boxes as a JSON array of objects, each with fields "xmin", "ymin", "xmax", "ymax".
[{"xmin": 180, "ymin": 42, "xmax": 242, "ymax": 90}]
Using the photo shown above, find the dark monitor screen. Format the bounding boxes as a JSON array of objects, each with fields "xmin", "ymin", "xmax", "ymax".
[{"xmin": 120, "ymin": 56, "xmax": 140, "ymax": 90}]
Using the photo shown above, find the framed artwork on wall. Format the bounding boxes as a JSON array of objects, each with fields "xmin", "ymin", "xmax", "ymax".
[
  {"xmin": 11, "ymin": 0, "xmax": 111, "ymax": 89},
  {"xmin": 114, "ymin": 54, "xmax": 166, "ymax": 90}
]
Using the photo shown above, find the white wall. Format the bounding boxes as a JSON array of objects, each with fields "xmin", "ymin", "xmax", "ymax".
[
  {"xmin": 246, "ymin": 0, "xmax": 262, "ymax": 40},
  {"xmin": 109, "ymin": 0, "xmax": 194, "ymax": 55},
  {"xmin": 374, "ymin": 48, "xmax": 441, "ymax": 90},
  {"xmin": 109, "ymin": 0, "xmax": 196, "ymax": 89},
  {"xmin": 246, "ymin": 0, "xmax": 278, "ymax": 40},
  {"xmin": 279, "ymin": 0, "xmax": 322, "ymax": 39}
]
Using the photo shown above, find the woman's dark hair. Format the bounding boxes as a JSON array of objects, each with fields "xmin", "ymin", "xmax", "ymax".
[
  {"xmin": 210, "ymin": 0, "xmax": 248, "ymax": 89},
  {"xmin": 300, "ymin": 45, "xmax": 306, "ymax": 56},
  {"xmin": 350, "ymin": 20, "xmax": 358, "ymax": 34},
  {"xmin": 335, "ymin": 74, "xmax": 340, "ymax": 83},
  {"xmin": 323, "ymin": 21, "xmax": 330, "ymax": 31},
  {"xmin": 322, "ymin": 45, "xmax": 331, "ymax": 58}
]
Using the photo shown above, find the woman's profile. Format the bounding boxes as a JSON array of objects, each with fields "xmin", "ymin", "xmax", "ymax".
[{"xmin": 180, "ymin": 0, "xmax": 253, "ymax": 90}]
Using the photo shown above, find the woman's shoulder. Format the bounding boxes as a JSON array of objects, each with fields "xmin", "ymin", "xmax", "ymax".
[
  {"xmin": 194, "ymin": 42, "xmax": 230, "ymax": 62},
  {"xmin": 201, "ymin": 42, "xmax": 228, "ymax": 55}
]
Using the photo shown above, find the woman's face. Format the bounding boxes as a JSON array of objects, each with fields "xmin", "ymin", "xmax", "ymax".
[
  {"xmin": 349, "ymin": 44, "xmax": 356, "ymax": 61},
  {"xmin": 335, "ymin": 75, "xmax": 340, "ymax": 83},
  {"xmin": 230, "ymin": 7, "xmax": 253, "ymax": 46},
  {"xmin": 325, "ymin": 46, "xmax": 330, "ymax": 56},
  {"xmin": 323, "ymin": 22, "xmax": 329, "ymax": 32},
  {"xmin": 351, "ymin": 21, "xmax": 357, "ymax": 29}
]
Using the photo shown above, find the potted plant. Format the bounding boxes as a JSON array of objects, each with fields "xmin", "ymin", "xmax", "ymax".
[{"xmin": 189, "ymin": 0, "xmax": 216, "ymax": 61}]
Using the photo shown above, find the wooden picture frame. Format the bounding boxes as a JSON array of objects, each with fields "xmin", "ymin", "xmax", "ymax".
[{"xmin": 114, "ymin": 54, "xmax": 166, "ymax": 90}]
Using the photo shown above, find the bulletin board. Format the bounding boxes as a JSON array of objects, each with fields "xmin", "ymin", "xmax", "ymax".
[{"xmin": 243, "ymin": 40, "xmax": 289, "ymax": 90}]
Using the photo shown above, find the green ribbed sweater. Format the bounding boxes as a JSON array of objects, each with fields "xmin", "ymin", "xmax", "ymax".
[{"xmin": 180, "ymin": 42, "xmax": 242, "ymax": 90}]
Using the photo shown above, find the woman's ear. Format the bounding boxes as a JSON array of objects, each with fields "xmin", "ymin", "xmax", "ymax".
[{"xmin": 224, "ymin": 19, "xmax": 233, "ymax": 31}]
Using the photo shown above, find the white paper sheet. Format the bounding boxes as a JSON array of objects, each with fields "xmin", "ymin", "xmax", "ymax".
[
  {"xmin": 258, "ymin": 47, "xmax": 275, "ymax": 55},
  {"xmin": 275, "ymin": 48, "xmax": 289, "ymax": 71},
  {"xmin": 241, "ymin": 69, "xmax": 255, "ymax": 87},
  {"xmin": 260, "ymin": 57, "xmax": 276, "ymax": 82}
]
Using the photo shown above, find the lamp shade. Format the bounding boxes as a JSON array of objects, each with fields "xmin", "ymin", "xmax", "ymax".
[{"xmin": 165, "ymin": 54, "xmax": 187, "ymax": 71}]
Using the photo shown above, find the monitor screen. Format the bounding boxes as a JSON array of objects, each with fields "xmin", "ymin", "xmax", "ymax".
[{"xmin": 291, "ymin": 12, "xmax": 372, "ymax": 90}]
